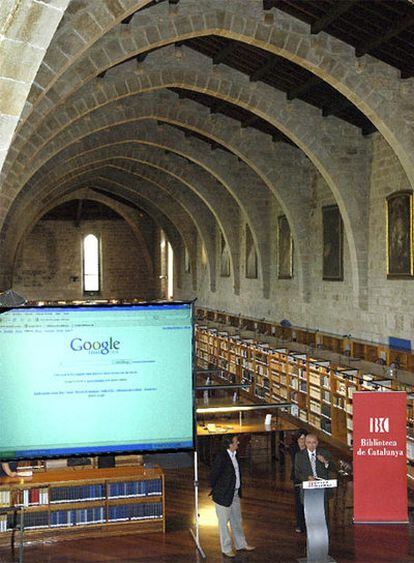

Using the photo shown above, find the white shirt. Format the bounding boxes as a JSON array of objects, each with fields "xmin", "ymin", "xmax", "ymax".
[
  {"xmin": 307, "ymin": 449, "xmax": 329, "ymax": 472},
  {"xmin": 227, "ymin": 449, "xmax": 240, "ymax": 490},
  {"xmin": 307, "ymin": 449, "xmax": 318, "ymax": 477}
]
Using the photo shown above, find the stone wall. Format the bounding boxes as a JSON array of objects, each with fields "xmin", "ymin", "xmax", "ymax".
[
  {"xmin": 366, "ymin": 134, "xmax": 414, "ymax": 341},
  {"xmin": 1, "ymin": 0, "xmax": 414, "ymax": 348},
  {"xmin": 177, "ymin": 134, "xmax": 414, "ymax": 346},
  {"xmin": 13, "ymin": 217, "xmax": 158, "ymax": 302}
]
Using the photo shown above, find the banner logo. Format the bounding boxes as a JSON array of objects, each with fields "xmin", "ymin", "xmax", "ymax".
[
  {"xmin": 354, "ymin": 393, "xmax": 407, "ymax": 524},
  {"xmin": 369, "ymin": 417, "xmax": 389, "ymax": 433}
]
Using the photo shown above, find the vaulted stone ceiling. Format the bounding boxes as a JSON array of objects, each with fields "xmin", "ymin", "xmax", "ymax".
[{"xmin": 1, "ymin": 0, "xmax": 414, "ymax": 329}]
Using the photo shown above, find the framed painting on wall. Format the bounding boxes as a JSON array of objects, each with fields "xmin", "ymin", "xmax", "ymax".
[
  {"xmin": 322, "ymin": 205, "xmax": 343, "ymax": 281},
  {"xmin": 278, "ymin": 215, "xmax": 293, "ymax": 279},
  {"xmin": 386, "ymin": 191, "xmax": 413, "ymax": 278},
  {"xmin": 220, "ymin": 234, "xmax": 230, "ymax": 277}
]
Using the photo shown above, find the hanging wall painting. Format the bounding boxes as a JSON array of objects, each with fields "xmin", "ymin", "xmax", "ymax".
[
  {"xmin": 322, "ymin": 205, "xmax": 343, "ymax": 281},
  {"xmin": 386, "ymin": 191, "xmax": 413, "ymax": 278},
  {"xmin": 220, "ymin": 234, "xmax": 230, "ymax": 277}
]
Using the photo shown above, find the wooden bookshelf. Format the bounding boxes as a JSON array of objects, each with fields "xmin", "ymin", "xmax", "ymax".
[
  {"xmin": 294, "ymin": 328, "xmax": 317, "ymax": 347},
  {"xmin": 0, "ymin": 466, "xmax": 164, "ymax": 545},
  {"xmin": 195, "ymin": 324, "xmax": 414, "ymax": 469},
  {"xmin": 196, "ymin": 307, "xmax": 414, "ymax": 374}
]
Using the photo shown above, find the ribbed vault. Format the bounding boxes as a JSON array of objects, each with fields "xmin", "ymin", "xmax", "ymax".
[{"xmin": 0, "ymin": 0, "xmax": 413, "ymax": 342}]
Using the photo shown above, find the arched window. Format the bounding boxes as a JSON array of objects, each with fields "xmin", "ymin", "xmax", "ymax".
[
  {"xmin": 160, "ymin": 231, "xmax": 174, "ymax": 299},
  {"xmin": 83, "ymin": 234, "xmax": 100, "ymax": 292}
]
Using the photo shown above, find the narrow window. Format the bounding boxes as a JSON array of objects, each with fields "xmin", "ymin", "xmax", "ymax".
[{"xmin": 83, "ymin": 234, "xmax": 100, "ymax": 292}]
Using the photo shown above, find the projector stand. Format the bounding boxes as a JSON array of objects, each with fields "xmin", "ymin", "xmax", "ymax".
[
  {"xmin": 10, "ymin": 506, "xmax": 25, "ymax": 563},
  {"xmin": 189, "ymin": 450, "xmax": 206, "ymax": 559}
]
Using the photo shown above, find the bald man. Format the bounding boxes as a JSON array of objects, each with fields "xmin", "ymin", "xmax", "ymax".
[
  {"xmin": 294, "ymin": 433, "xmax": 335, "ymax": 483},
  {"xmin": 294, "ymin": 433, "xmax": 336, "ymax": 529}
]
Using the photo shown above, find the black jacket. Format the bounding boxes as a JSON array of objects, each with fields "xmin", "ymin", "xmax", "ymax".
[
  {"xmin": 209, "ymin": 449, "xmax": 242, "ymax": 507},
  {"xmin": 289, "ymin": 443, "xmax": 303, "ymax": 483}
]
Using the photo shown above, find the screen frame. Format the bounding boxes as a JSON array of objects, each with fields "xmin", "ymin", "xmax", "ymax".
[{"xmin": 0, "ymin": 300, "xmax": 196, "ymax": 462}]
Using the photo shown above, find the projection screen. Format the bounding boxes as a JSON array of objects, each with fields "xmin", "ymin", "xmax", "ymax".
[{"xmin": 0, "ymin": 302, "xmax": 194, "ymax": 460}]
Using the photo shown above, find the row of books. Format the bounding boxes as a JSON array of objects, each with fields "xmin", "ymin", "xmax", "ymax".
[
  {"xmin": 108, "ymin": 479, "xmax": 162, "ymax": 498},
  {"xmin": 11, "ymin": 511, "xmax": 49, "ymax": 530},
  {"xmin": 0, "ymin": 511, "xmax": 49, "ymax": 532},
  {"xmin": 11, "ymin": 479, "xmax": 163, "ymax": 508},
  {"xmin": 50, "ymin": 507, "xmax": 105, "ymax": 527},
  {"xmin": 108, "ymin": 502, "xmax": 163, "ymax": 522},
  {"xmin": 0, "ymin": 502, "xmax": 164, "ymax": 532},
  {"xmin": 15, "ymin": 488, "xmax": 48, "ymax": 506},
  {"xmin": 0, "ymin": 490, "xmax": 11, "ymax": 506},
  {"xmin": 50, "ymin": 485, "xmax": 105, "ymax": 503},
  {"xmin": 321, "ymin": 418, "xmax": 332, "ymax": 435}
]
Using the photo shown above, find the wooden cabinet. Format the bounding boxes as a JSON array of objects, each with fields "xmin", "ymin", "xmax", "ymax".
[{"xmin": 0, "ymin": 467, "xmax": 164, "ymax": 546}]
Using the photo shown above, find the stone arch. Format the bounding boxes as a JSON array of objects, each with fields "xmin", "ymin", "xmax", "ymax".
[
  {"xmin": 5, "ymin": 89, "xmax": 352, "ymax": 306},
  {"xmin": 16, "ymin": 186, "xmax": 155, "ymax": 276},
  {"xmin": 2, "ymin": 163, "xmax": 217, "ymax": 294},
  {"xmin": 19, "ymin": 1, "xmax": 153, "ymax": 129},
  {"xmin": 37, "ymin": 145, "xmax": 243, "ymax": 294},
  {"xmin": 11, "ymin": 184, "xmax": 192, "ymax": 295},
  {"xmin": 82, "ymin": 178, "xmax": 197, "ymax": 293},
  {"xmin": 22, "ymin": 151, "xmax": 232, "ymax": 293},
  {"xmin": 3, "ymin": 173, "xmax": 198, "ymax": 294},
  {"xmin": 0, "ymin": 0, "xmax": 69, "ymax": 173},
  {"xmin": 11, "ymin": 188, "xmax": 156, "ymax": 296},
  {"xmin": 5, "ymin": 0, "xmax": 413, "ymax": 198},
  {"xmin": 59, "ymin": 123, "xmax": 273, "ymax": 296},
  {"xmin": 2, "ymin": 99, "xmax": 313, "ymax": 303},
  {"xmin": 0, "ymin": 46, "xmax": 373, "ymax": 305},
  {"xmin": 80, "ymin": 181, "xmax": 193, "ymax": 292}
]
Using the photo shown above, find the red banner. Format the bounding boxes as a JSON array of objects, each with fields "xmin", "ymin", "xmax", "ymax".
[{"xmin": 353, "ymin": 391, "xmax": 408, "ymax": 523}]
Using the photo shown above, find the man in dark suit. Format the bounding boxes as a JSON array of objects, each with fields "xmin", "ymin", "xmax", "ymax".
[
  {"xmin": 294, "ymin": 433, "xmax": 336, "ymax": 528},
  {"xmin": 294, "ymin": 433, "xmax": 336, "ymax": 483},
  {"xmin": 209, "ymin": 435, "xmax": 255, "ymax": 558}
]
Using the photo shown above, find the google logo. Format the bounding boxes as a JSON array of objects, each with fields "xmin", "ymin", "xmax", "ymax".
[{"xmin": 70, "ymin": 337, "xmax": 120, "ymax": 355}]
